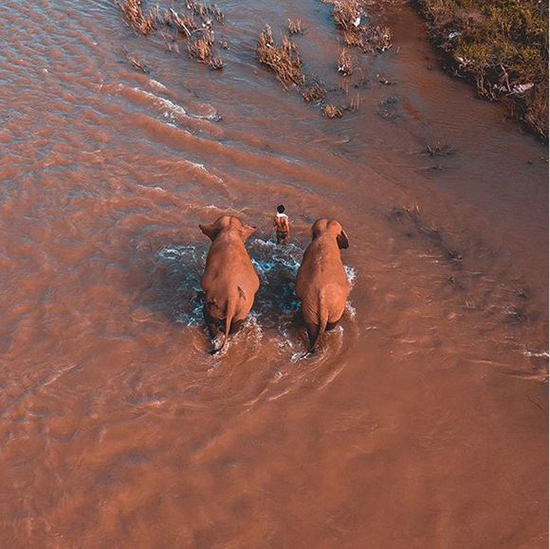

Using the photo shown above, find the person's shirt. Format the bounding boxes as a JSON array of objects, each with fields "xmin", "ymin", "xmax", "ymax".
[{"xmin": 273, "ymin": 212, "xmax": 290, "ymax": 232}]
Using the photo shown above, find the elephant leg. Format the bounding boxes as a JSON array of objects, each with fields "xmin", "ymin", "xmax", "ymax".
[
  {"xmin": 306, "ymin": 322, "xmax": 319, "ymax": 353},
  {"xmin": 229, "ymin": 319, "xmax": 244, "ymax": 335},
  {"xmin": 203, "ymin": 304, "xmax": 217, "ymax": 341},
  {"xmin": 326, "ymin": 318, "xmax": 341, "ymax": 331}
]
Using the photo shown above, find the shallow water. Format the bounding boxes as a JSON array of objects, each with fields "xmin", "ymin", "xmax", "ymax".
[{"xmin": 0, "ymin": 0, "xmax": 548, "ymax": 546}]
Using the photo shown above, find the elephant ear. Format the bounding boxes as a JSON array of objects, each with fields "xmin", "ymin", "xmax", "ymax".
[
  {"xmin": 199, "ymin": 222, "xmax": 220, "ymax": 241},
  {"xmin": 336, "ymin": 228, "xmax": 349, "ymax": 249},
  {"xmin": 240, "ymin": 224, "xmax": 257, "ymax": 242}
]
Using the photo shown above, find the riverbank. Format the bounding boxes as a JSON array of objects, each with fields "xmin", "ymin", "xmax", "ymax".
[{"xmin": 415, "ymin": 0, "xmax": 549, "ymax": 140}]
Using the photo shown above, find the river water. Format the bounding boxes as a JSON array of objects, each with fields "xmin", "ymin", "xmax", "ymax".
[{"xmin": 0, "ymin": 0, "xmax": 548, "ymax": 547}]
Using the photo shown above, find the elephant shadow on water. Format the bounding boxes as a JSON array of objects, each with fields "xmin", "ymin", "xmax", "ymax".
[{"xmin": 150, "ymin": 238, "xmax": 304, "ymax": 337}]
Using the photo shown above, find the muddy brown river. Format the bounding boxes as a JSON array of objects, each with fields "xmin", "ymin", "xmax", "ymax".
[{"xmin": 1, "ymin": 0, "xmax": 548, "ymax": 547}]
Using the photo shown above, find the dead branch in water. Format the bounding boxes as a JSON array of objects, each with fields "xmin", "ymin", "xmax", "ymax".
[
  {"xmin": 165, "ymin": 8, "xmax": 198, "ymax": 38},
  {"xmin": 116, "ymin": 0, "xmax": 156, "ymax": 35},
  {"xmin": 257, "ymin": 26, "xmax": 305, "ymax": 87}
]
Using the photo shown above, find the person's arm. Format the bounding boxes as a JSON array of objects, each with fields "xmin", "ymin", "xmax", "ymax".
[{"xmin": 283, "ymin": 217, "xmax": 290, "ymax": 233}]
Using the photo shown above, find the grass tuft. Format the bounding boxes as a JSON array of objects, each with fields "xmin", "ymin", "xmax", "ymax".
[
  {"xmin": 324, "ymin": 104, "xmax": 344, "ymax": 118},
  {"xmin": 257, "ymin": 26, "xmax": 305, "ymax": 87},
  {"xmin": 117, "ymin": 0, "xmax": 156, "ymax": 35},
  {"xmin": 338, "ymin": 48, "xmax": 353, "ymax": 75},
  {"xmin": 288, "ymin": 18, "xmax": 305, "ymax": 35}
]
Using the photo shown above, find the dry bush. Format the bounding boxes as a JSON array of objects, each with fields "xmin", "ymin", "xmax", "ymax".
[
  {"xmin": 209, "ymin": 56, "xmax": 224, "ymax": 70},
  {"xmin": 328, "ymin": 0, "xmax": 393, "ymax": 53},
  {"xmin": 288, "ymin": 18, "xmax": 305, "ymax": 35},
  {"xmin": 165, "ymin": 8, "xmax": 198, "ymax": 38},
  {"xmin": 302, "ymin": 82, "xmax": 327, "ymax": 103},
  {"xmin": 186, "ymin": 0, "xmax": 224, "ymax": 24},
  {"xmin": 333, "ymin": 0, "xmax": 362, "ymax": 31},
  {"xmin": 364, "ymin": 24, "xmax": 392, "ymax": 52},
  {"xmin": 117, "ymin": 0, "xmax": 156, "ymax": 35},
  {"xmin": 257, "ymin": 26, "xmax": 305, "ymax": 87},
  {"xmin": 338, "ymin": 48, "xmax": 353, "ymax": 75},
  {"xmin": 188, "ymin": 33, "xmax": 213, "ymax": 62},
  {"xmin": 323, "ymin": 104, "xmax": 343, "ymax": 118}
]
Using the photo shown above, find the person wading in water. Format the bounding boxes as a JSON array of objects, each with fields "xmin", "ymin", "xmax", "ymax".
[{"xmin": 273, "ymin": 205, "xmax": 290, "ymax": 245}]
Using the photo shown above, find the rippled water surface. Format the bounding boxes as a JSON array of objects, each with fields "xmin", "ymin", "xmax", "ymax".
[{"xmin": 0, "ymin": 0, "xmax": 548, "ymax": 546}]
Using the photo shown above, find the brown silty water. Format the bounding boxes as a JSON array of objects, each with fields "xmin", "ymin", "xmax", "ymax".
[{"xmin": 0, "ymin": 0, "xmax": 548, "ymax": 546}]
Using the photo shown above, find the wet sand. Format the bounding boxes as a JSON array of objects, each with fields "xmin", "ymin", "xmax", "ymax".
[{"xmin": 0, "ymin": 0, "xmax": 548, "ymax": 547}]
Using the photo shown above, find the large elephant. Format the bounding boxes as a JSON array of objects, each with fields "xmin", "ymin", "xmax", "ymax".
[
  {"xmin": 296, "ymin": 219, "xmax": 350, "ymax": 354},
  {"xmin": 199, "ymin": 215, "xmax": 259, "ymax": 354}
]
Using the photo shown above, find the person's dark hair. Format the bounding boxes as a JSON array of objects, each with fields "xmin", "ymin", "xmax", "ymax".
[{"xmin": 277, "ymin": 205, "xmax": 285, "ymax": 214}]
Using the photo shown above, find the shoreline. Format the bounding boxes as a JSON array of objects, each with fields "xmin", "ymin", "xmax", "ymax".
[{"xmin": 413, "ymin": 0, "xmax": 549, "ymax": 140}]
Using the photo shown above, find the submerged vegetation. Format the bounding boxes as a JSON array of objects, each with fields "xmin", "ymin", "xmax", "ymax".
[
  {"xmin": 325, "ymin": 0, "xmax": 393, "ymax": 52},
  {"xmin": 114, "ymin": 0, "xmax": 547, "ymax": 137},
  {"xmin": 415, "ymin": 0, "xmax": 549, "ymax": 139},
  {"xmin": 116, "ymin": 0, "xmax": 225, "ymax": 68}
]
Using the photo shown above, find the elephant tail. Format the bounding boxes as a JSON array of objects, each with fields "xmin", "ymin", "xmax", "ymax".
[
  {"xmin": 306, "ymin": 290, "xmax": 329, "ymax": 355},
  {"xmin": 210, "ymin": 286, "xmax": 245, "ymax": 355}
]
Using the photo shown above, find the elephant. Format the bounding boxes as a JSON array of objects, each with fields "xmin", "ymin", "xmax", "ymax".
[
  {"xmin": 199, "ymin": 215, "xmax": 260, "ymax": 354},
  {"xmin": 295, "ymin": 219, "xmax": 350, "ymax": 354}
]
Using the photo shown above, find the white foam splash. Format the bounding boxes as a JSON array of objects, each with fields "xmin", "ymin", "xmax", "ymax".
[
  {"xmin": 345, "ymin": 265, "xmax": 357, "ymax": 287},
  {"xmin": 523, "ymin": 350, "xmax": 549, "ymax": 358},
  {"xmin": 148, "ymin": 78, "xmax": 168, "ymax": 92}
]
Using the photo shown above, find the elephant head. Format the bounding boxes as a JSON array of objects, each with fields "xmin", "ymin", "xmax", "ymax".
[
  {"xmin": 199, "ymin": 215, "xmax": 257, "ymax": 242},
  {"xmin": 311, "ymin": 218, "xmax": 349, "ymax": 249}
]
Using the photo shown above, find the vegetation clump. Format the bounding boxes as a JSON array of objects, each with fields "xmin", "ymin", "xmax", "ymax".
[
  {"xmin": 116, "ymin": 0, "xmax": 226, "ymax": 69},
  {"xmin": 117, "ymin": 0, "xmax": 156, "ymax": 35},
  {"xmin": 324, "ymin": 104, "xmax": 343, "ymax": 118},
  {"xmin": 188, "ymin": 32, "xmax": 214, "ymax": 62},
  {"xmin": 415, "ymin": 0, "xmax": 548, "ymax": 139},
  {"xmin": 302, "ymin": 82, "xmax": 328, "ymax": 103},
  {"xmin": 338, "ymin": 48, "xmax": 353, "ymax": 75},
  {"xmin": 288, "ymin": 18, "xmax": 305, "ymax": 35},
  {"xmin": 257, "ymin": 26, "xmax": 305, "ymax": 87},
  {"xmin": 326, "ymin": 0, "xmax": 393, "ymax": 52}
]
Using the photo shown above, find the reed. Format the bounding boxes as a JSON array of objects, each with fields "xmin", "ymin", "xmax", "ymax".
[
  {"xmin": 326, "ymin": 0, "xmax": 393, "ymax": 52},
  {"xmin": 117, "ymin": 0, "xmax": 156, "ymax": 35},
  {"xmin": 257, "ymin": 26, "xmax": 305, "ymax": 87},
  {"xmin": 188, "ymin": 31, "xmax": 214, "ymax": 62},
  {"xmin": 323, "ymin": 104, "xmax": 343, "ymax": 118},
  {"xmin": 302, "ymin": 82, "xmax": 327, "ymax": 103},
  {"xmin": 338, "ymin": 48, "xmax": 353, "ymax": 76},
  {"xmin": 287, "ymin": 18, "xmax": 305, "ymax": 35}
]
